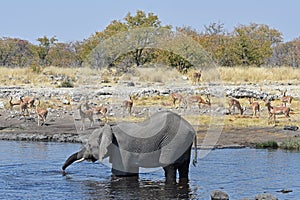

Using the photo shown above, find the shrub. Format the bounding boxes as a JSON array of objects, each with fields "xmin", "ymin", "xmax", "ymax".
[
  {"xmin": 255, "ymin": 141, "xmax": 279, "ymax": 149},
  {"xmin": 58, "ymin": 78, "xmax": 74, "ymax": 88},
  {"xmin": 280, "ymin": 138, "xmax": 300, "ymax": 150}
]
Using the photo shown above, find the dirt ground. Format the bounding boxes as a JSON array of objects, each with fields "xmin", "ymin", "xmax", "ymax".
[{"xmin": 1, "ymin": 108, "xmax": 299, "ymax": 149}]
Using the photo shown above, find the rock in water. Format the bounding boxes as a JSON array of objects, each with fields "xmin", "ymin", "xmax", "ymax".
[
  {"xmin": 210, "ymin": 190, "xmax": 229, "ymax": 200},
  {"xmin": 254, "ymin": 193, "xmax": 278, "ymax": 200}
]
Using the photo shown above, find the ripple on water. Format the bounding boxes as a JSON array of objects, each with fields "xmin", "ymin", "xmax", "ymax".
[{"xmin": 0, "ymin": 141, "xmax": 300, "ymax": 199}]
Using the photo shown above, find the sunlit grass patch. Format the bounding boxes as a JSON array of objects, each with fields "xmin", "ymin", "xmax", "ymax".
[
  {"xmin": 134, "ymin": 95, "xmax": 172, "ymax": 107},
  {"xmin": 280, "ymin": 138, "xmax": 300, "ymax": 150},
  {"xmin": 218, "ymin": 66, "xmax": 300, "ymax": 84}
]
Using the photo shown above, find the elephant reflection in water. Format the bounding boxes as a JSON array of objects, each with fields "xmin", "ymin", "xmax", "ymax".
[
  {"xmin": 82, "ymin": 177, "xmax": 192, "ymax": 199},
  {"xmin": 62, "ymin": 111, "xmax": 197, "ymax": 184}
]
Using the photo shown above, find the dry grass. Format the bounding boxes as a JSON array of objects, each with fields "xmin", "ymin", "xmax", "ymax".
[
  {"xmin": 218, "ymin": 66, "xmax": 300, "ymax": 84},
  {"xmin": 1, "ymin": 65, "xmax": 299, "ymax": 129},
  {"xmin": 1, "ymin": 65, "xmax": 300, "ymax": 86}
]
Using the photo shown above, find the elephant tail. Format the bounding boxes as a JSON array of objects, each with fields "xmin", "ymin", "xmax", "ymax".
[{"xmin": 192, "ymin": 134, "xmax": 197, "ymax": 166}]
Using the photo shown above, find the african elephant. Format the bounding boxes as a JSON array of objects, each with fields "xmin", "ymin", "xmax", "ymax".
[{"xmin": 62, "ymin": 111, "xmax": 197, "ymax": 184}]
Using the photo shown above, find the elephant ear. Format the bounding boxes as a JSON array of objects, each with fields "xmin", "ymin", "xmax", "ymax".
[{"xmin": 98, "ymin": 124, "xmax": 113, "ymax": 162}]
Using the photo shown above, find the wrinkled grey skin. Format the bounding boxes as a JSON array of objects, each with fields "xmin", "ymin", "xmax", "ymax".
[{"xmin": 62, "ymin": 111, "xmax": 197, "ymax": 184}]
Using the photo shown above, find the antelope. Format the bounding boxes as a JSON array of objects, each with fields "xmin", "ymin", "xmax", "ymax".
[
  {"xmin": 19, "ymin": 97, "xmax": 29, "ymax": 118},
  {"xmin": 22, "ymin": 97, "xmax": 35, "ymax": 109},
  {"xmin": 170, "ymin": 93, "xmax": 187, "ymax": 108},
  {"xmin": 265, "ymin": 100, "xmax": 290, "ymax": 126},
  {"xmin": 93, "ymin": 105, "xmax": 108, "ymax": 123},
  {"xmin": 248, "ymin": 98, "xmax": 260, "ymax": 117},
  {"xmin": 280, "ymin": 89, "xmax": 293, "ymax": 107},
  {"xmin": 187, "ymin": 95, "xmax": 211, "ymax": 110},
  {"xmin": 85, "ymin": 101, "xmax": 108, "ymax": 123},
  {"xmin": 78, "ymin": 103, "xmax": 94, "ymax": 130},
  {"xmin": 228, "ymin": 98, "xmax": 244, "ymax": 115},
  {"xmin": 122, "ymin": 95, "xmax": 133, "ymax": 116},
  {"xmin": 9, "ymin": 96, "xmax": 22, "ymax": 110},
  {"xmin": 35, "ymin": 98, "xmax": 48, "ymax": 126},
  {"xmin": 192, "ymin": 70, "xmax": 201, "ymax": 85}
]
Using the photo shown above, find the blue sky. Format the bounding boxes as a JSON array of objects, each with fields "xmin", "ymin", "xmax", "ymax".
[{"xmin": 1, "ymin": 0, "xmax": 299, "ymax": 43}]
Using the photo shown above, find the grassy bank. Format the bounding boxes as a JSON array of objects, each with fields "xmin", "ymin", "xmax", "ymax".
[
  {"xmin": 1, "ymin": 65, "xmax": 300, "ymax": 86},
  {"xmin": 256, "ymin": 138, "xmax": 300, "ymax": 150},
  {"xmin": 218, "ymin": 66, "xmax": 300, "ymax": 84}
]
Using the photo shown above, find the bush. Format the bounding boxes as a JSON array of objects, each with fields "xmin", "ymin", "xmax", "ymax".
[
  {"xmin": 280, "ymin": 138, "xmax": 300, "ymax": 150},
  {"xmin": 255, "ymin": 141, "xmax": 279, "ymax": 149},
  {"xmin": 58, "ymin": 78, "xmax": 74, "ymax": 88}
]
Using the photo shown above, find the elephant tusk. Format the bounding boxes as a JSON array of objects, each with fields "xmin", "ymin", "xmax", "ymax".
[{"xmin": 75, "ymin": 157, "xmax": 85, "ymax": 163}]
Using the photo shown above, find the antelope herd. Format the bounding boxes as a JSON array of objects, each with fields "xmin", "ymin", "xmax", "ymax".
[
  {"xmin": 170, "ymin": 87, "xmax": 295, "ymax": 126},
  {"xmin": 4, "ymin": 87, "xmax": 296, "ymax": 129}
]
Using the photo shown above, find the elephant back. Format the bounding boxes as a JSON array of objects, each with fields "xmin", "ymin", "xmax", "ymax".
[{"xmin": 112, "ymin": 111, "xmax": 195, "ymax": 165}]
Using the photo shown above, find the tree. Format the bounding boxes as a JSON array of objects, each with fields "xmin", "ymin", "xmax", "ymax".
[
  {"xmin": 232, "ymin": 23, "xmax": 282, "ymax": 66},
  {"xmin": 85, "ymin": 10, "xmax": 172, "ymax": 68},
  {"xmin": 36, "ymin": 36, "xmax": 57, "ymax": 66},
  {"xmin": 0, "ymin": 37, "xmax": 36, "ymax": 67},
  {"xmin": 46, "ymin": 42, "xmax": 81, "ymax": 67},
  {"xmin": 269, "ymin": 37, "xmax": 300, "ymax": 67}
]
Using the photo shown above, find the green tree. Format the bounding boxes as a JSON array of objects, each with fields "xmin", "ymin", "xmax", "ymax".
[
  {"xmin": 36, "ymin": 36, "xmax": 57, "ymax": 66},
  {"xmin": 232, "ymin": 23, "xmax": 282, "ymax": 66},
  {"xmin": 0, "ymin": 37, "xmax": 36, "ymax": 67},
  {"xmin": 46, "ymin": 42, "xmax": 81, "ymax": 67},
  {"xmin": 85, "ymin": 10, "xmax": 171, "ymax": 68}
]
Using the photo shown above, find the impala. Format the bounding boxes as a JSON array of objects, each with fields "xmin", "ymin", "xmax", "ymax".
[
  {"xmin": 170, "ymin": 93, "xmax": 187, "ymax": 108},
  {"xmin": 192, "ymin": 71, "xmax": 201, "ymax": 85},
  {"xmin": 280, "ymin": 89, "xmax": 293, "ymax": 107},
  {"xmin": 92, "ymin": 104, "xmax": 108, "ymax": 122},
  {"xmin": 9, "ymin": 96, "xmax": 22, "ymax": 110},
  {"xmin": 187, "ymin": 95, "xmax": 211, "ymax": 110},
  {"xmin": 35, "ymin": 98, "xmax": 48, "ymax": 126},
  {"xmin": 78, "ymin": 103, "xmax": 94, "ymax": 130},
  {"xmin": 22, "ymin": 97, "xmax": 35, "ymax": 109},
  {"xmin": 248, "ymin": 98, "xmax": 260, "ymax": 117},
  {"xmin": 122, "ymin": 95, "xmax": 133, "ymax": 116},
  {"xmin": 228, "ymin": 98, "xmax": 244, "ymax": 115},
  {"xmin": 85, "ymin": 101, "xmax": 108, "ymax": 123},
  {"xmin": 265, "ymin": 100, "xmax": 290, "ymax": 126},
  {"xmin": 20, "ymin": 97, "xmax": 29, "ymax": 118}
]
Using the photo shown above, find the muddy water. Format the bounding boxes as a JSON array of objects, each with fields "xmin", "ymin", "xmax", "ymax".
[{"xmin": 1, "ymin": 141, "xmax": 299, "ymax": 199}]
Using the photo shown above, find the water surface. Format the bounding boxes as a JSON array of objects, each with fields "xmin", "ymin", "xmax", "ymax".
[{"xmin": 1, "ymin": 141, "xmax": 299, "ymax": 199}]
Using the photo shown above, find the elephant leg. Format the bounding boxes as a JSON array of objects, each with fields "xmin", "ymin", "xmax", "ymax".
[
  {"xmin": 111, "ymin": 168, "xmax": 139, "ymax": 177},
  {"xmin": 178, "ymin": 146, "xmax": 191, "ymax": 184},
  {"xmin": 163, "ymin": 165, "xmax": 177, "ymax": 184},
  {"xmin": 178, "ymin": 161, "xmax": 190, "ymax": 184}
]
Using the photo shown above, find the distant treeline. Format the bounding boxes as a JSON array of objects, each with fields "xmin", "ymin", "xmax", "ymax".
[{"xmin": 1, "ymin": 10, "xmax": 299, "ymax": 71}]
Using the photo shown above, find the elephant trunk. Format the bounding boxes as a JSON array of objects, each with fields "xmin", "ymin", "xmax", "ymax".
[{"xmin": 62, "ymin": 152, "xmax": 83, "ymax": 171}]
